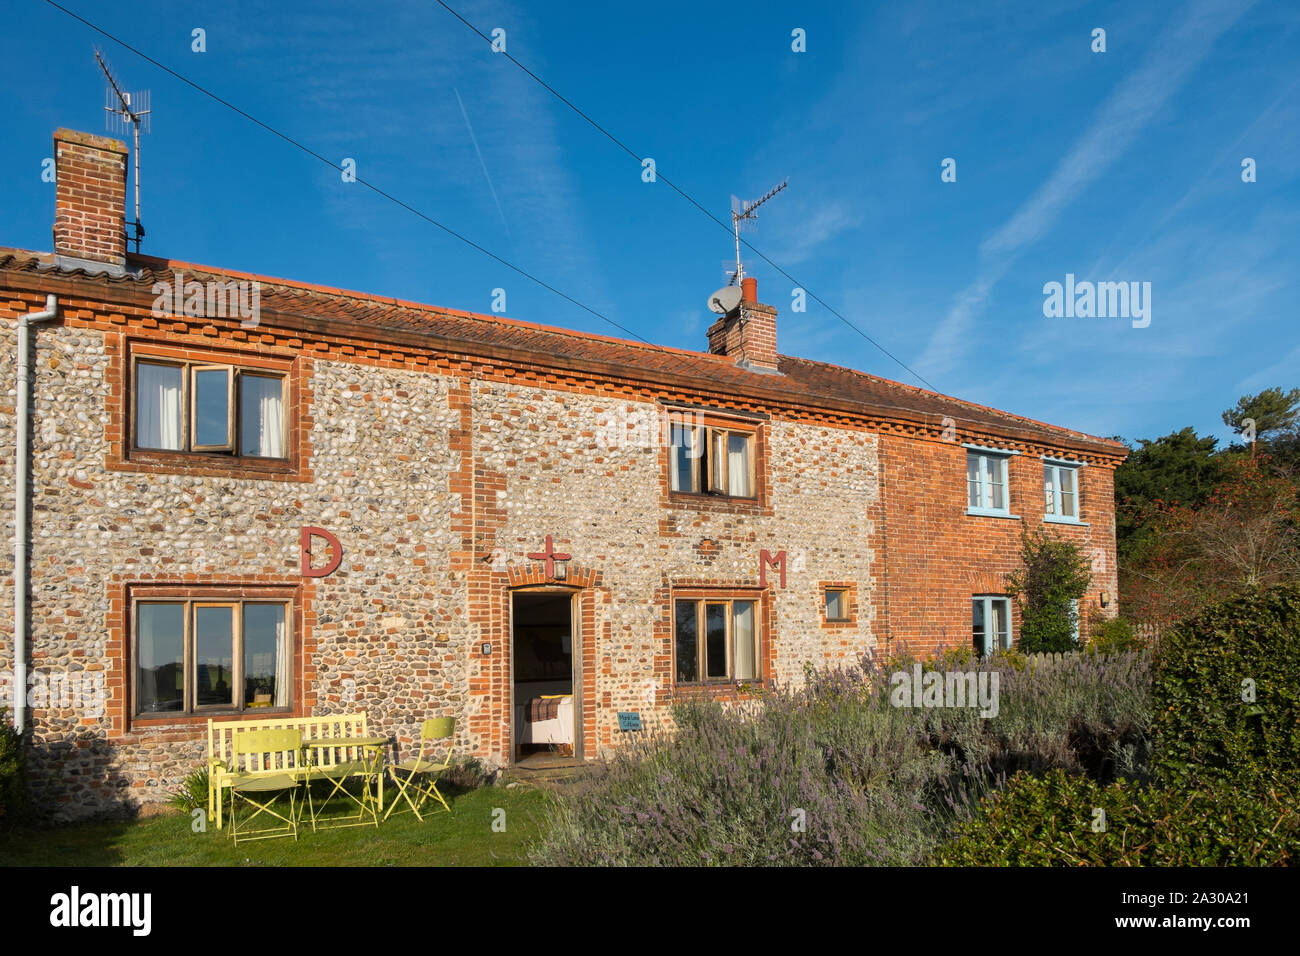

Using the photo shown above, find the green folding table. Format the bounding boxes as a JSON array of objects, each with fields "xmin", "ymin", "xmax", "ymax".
[{"xmin": 300, "ymin": 735, "xmax": 387, "ymax": 830}]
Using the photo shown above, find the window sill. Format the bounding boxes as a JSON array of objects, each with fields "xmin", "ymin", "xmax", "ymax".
[
  {"xmin": 131, "ymin": 708, "xmax": 294, "ymax": 728},
  {"xmin": 965, "ymin": 509, "xmax": 1021, "ymax": 520},
  {"xmin": 113, "ymin": 448, "xmax": 306, "ymax": 482},
  {"xmin": 671, "ymin": 680, "xmax": 766, "ymax": 701},
  {"xmin": 670, "ymin": 490, "xmax": 758, "ymax": 504},
  {"xmin": 1043, "ymin": 515, "xmax": 1089, "ymax": 526},
  {"xmin": 668, "ymin": 491, "xmax": 764, "ymax": 513}
]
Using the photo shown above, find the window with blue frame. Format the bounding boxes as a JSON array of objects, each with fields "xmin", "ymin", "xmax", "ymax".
[
  {"xmin": 972, "ymin": 595, "xmax": 1012, "ymax": 656},
  {"xmin": 1044, "ymin": 460, "xmax": 1082, "ymax": 520},
  {"xmin": 967, "ymin": 450, "xmax": 1011, "ymax": 514}
]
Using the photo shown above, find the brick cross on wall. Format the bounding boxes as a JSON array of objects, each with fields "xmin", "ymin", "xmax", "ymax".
[{"xmin": 527, "ymin": 534, "xmax": 571, "ymax": 578}]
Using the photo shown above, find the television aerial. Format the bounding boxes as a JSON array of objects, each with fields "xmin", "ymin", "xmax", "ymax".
[
  {"xmin": 96, "ymin": 49, "xmax": 150, "ymax": 253},
  {"xmin": 727, "ymin": 179, "xmax": 787, "ymax": 285}
]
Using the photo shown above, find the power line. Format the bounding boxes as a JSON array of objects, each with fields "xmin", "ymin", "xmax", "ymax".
[
  {"xmin": 432, "ymin": 0, "xmax": 938, "ymax": 393},
  {"xmin": 44, "ymin": 0, "xmax": 686, "ymax": 365},
  {"xmin": 44, "ymin": 0, "xmax": 942, "ymax": 411}
]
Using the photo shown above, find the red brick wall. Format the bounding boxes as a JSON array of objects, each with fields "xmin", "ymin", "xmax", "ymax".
[
  {"xmin": 53, "ymin": 130, "xmax": 127, "ymax": 267},
  {"xmin": 878, "ymin": 434, "xmax": 1120, "ymax": 657},
  {"xmin": 706, "ymin": 302, "xmax": 779, "ymax": 370}
]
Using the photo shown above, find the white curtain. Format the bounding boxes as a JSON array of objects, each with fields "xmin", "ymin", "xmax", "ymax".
[
  {"xmin": 136, "ymin": 363, "xmax": 182, "ymax": 450},
  {"xmin": 732, "ymin": 602, "xmax": 756, "ymax": 680},
  {"xmin": 727, "ymin": 434, "xmax": 749, "ymax": 496},
  {"xmin": 273, "ymin": 607, "xmax": 289, "ymax": 707},
  {"xmin": 242, "ymin": 375, "xmax": 285, "ymax": 457}
]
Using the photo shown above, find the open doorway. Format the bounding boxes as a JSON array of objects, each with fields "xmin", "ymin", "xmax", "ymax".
[{"xmin": 511, "ymin": 590, "xmax": 581, "ymax": 767}]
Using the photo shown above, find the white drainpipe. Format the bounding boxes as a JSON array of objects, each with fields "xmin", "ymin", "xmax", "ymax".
[{"xmin": 12, "ymin": 295, "xmax": 58, "ymax": 733}]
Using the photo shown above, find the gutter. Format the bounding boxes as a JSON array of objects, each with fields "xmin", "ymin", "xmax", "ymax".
[{"xmin": 12, "ymin": 295, "xmax": 58, "ymax": 733}]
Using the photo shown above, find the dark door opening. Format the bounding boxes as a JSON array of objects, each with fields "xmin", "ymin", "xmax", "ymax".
[{"xmin": 511, "ymin": 590, "xmax": 580, "ymax": 766}]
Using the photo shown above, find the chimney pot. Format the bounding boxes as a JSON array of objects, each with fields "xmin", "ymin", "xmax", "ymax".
[{"xmin": 742, "ymin": 277, "xmax": 757, "ymax": 303}]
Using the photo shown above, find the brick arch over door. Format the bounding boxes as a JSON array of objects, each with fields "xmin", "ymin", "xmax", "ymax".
[{"xmin": 469, "ymin": 563, "xmax": 604, "ymax": 764}]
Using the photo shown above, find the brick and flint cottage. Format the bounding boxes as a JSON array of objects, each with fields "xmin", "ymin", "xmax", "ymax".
[{"xmin": 2, "ymin": 129, "xmax": 1126, "ymax": 817}]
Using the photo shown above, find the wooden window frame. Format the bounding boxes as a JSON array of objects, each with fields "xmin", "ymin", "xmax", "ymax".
[
  {"xmin": 672, "ymin": 594, "xmax": 762, "ymax": 685},
  {"xmin": 189, "ymin": 365, "xmax": 235, "ymax": 452},
  {"xmin": 821, "ymin": 583, "xmax": 857, "ymax": 627},
  {"xmin": 667, "ymin": 411, "xmax": 760, "ymax": 503},
  {"xmin": 132, "ymin": 596, "xmax": 293, "ymax": 719},
  {"xmin": 130, "ymin": 352, "xmax": 289, "ymax": 461}
]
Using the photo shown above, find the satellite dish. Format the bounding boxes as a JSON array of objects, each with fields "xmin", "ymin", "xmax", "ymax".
[{"xmin": 708, "ymin": 285, "xmax": 743, "ymax": 315}]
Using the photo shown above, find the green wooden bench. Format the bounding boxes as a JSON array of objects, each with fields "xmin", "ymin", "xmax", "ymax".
[{"xmin": 207, "ymin": 713, "xmax": 372, "ymax": 829}]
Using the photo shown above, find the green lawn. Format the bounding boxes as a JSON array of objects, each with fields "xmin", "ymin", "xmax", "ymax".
[{"xmin": 0, "ymin": 783, "xmax": 552, "ymax": 866}]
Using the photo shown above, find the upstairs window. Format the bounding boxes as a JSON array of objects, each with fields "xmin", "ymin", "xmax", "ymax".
[
  {"xmin": 1044, "ymin": 461, "xmax": 1082, "ymax": 520},
  {"xmin": 967, "ymin": 450, "xmax": 1011, "ymax": 515},
  {"xmin": 134, "ymin": 358, "xmax": 287, "ymax": 459},
  {"xmin": 670, "ymin": 417, "xmax": 755, "ymax": 499}
]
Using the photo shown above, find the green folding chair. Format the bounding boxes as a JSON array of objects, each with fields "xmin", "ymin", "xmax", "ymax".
[
  {"xmin": 227, "ymin": 728, "xmax": 304, "ymax": 845},
  {"xmin": 384, "ymin": 717, "xmax": 455, "ymax": 822}
]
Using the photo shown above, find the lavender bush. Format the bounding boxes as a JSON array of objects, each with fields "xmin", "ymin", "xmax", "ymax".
[{"xmin": 530, "ymin": 649, "xmax": 1151, "ymax": 866}]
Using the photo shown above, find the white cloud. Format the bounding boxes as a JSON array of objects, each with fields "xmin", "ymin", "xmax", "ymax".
[{"xmin": 915, "ymin": 0, "xmax": 1256, "ymax": 382}]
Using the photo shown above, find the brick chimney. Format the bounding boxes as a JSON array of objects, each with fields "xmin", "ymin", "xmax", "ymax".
[
  {"xmin": 53, "ymin": 128, "xmax": 128, "ymax": 272},
  {"xmin": 706, "ymin": 276, "xmax": 780, "ymax": 372}
]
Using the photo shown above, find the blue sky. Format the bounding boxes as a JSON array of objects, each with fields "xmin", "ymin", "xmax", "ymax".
[{"xmin": 3, "ymin": 0, "xmax": 1297, "ymax": 447}]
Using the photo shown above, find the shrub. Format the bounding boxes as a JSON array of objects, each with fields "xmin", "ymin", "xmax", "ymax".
[
  {"xmin": 1152, "ymin": 583, "xmax": 1300, "ymax": 789},
  {"xmin": 531, "ymin": 692, "xmax": 938, "ymax": 867},
  {"xmin": 531, "ymin": 650, "xmax": 1152, "ymax": 866},
  {"xmin": 0, "ymin": 709, "xmax": 27, "ymax": 829},
  {"xmin": 442, "ymin": 756, "xmax": 490, "ymax": 790},
  {"xmin": 1087, "ymin": 616, "xmax": 1142, "ymax": 654},
  {"xmin": 880, "ymin": 648, "xmax": 1152, "ymax": 783},
  {"xmin": 935, "ymin": 768, "xmax": 1299, "ymax": 866},
  {"xmin": 168, "ymin": 766, "xmax": 210, "ymax": 814},
  {"xmin": 1007, "ymin": 527, "xmax": 1092, "ymax": 653}
]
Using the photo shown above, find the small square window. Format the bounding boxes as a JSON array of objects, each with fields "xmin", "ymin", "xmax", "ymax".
[{"xmin": 825, "ymin": 588, "xmax": 849, "ymax": 622}]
